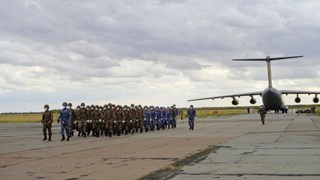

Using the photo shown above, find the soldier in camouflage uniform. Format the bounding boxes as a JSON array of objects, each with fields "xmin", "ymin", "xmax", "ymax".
[
  {"xmin": 74, "ymin": 105, "xmax": 81, "ymax": 135},
  {"xmin": 123, "ymin": 105, "xmax": 131, "ymax": 135},
  {"xmin": 107, "ymin": 104, "xmax": 116, "ymax": 137},
  {"xmin": 136, "ymin": 105, "xmax": 144, "ymax": 133},
  {"xmin": 114, "ymin": 105, "xmax": 124, "ymax": 136},
  {"xmin": 171, "ymin": 104, "xmax": 178, "ymax": 128},
  {"xmin": 129, "ymin": 104, "xmax": 139, "ymax": 134},
  {"xmin": 92, "ymin": 105, "xmax": 101, "ymax": 137},
  {"xmin": 41, "ymin": 104, "xmax": 53, "ymax": 141},
  {"xmin": 100, "ymin": 105, "xmax": 108, "ymax": 136},
  {"xmin": 67, "ymin": 103, "xmax": 76, "ymax": 136},
  {"xmin": 86, "ymin": 105, "xmax": 94, "ymax": 136},
  {"xmin": 78, "ymin": 103, "xmax": 87, "ymax": 138}
]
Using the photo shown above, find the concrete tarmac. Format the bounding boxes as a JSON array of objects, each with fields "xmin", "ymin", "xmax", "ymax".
[
  {"xmin": 171, "ymin": 113, "xmax": 320, "ymax": 180},
  {"xmin": 0, "ymin": 113, "xmax": 319, "ymax": 180}
]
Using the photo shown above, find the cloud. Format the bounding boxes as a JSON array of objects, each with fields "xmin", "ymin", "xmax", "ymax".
[{"xmin": 0, "ymin": 0, "xmax": 320, "ymax": 112}]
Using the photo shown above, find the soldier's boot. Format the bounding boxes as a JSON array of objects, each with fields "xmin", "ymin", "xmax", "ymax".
[
  {"xmin": 101, "ymin": 130, "xmax": 103, "ymax": 135},
  {"xmin": 43, "ymin": 135, "xmax": 47, "ymax": 141},
  {"xmin": 125, "ymin": 130, "xmax": 128, "ymax": 135},
  {"xmin": 96, "ymin": 131, "xmax": 100, "ymax": 137},
  {"xmin": 83, "ymin": 133, "xmax": 86, "ymax": 138},
  {"xmin": 78, "ymin": 131, "xmax": 81, "ymax": 136},
  {"xmin": 67, "ymin": 136, "xmax": 70, "ymax": 141},
  {"xmin": 109, "ymin": 131, "xmax": 112, "ymax": 137},
  {"xmin": 61, "ymin": 135, "xmax": 65, "ymax": 141},
  {"xmin": 48, "ymin": 135, "xmax": 51, "ymax": 141},
  {"xmin": 140, "ymin": 128, "xmax": 143, "ymax": 133}
]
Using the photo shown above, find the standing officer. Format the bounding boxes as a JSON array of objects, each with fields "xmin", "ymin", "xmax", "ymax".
[
  {"xmin": 41, "ymin": 104, "xmax": 53, "ymax": 141},
  {"xmin": 58, "ymin": 102, "xmax": 72, "ymax": 141},
  {"xmin": 258, "ymin": 105, "xmax": 267, "ymax": 125},
  {"xmin": 187, "ymin": 105, "xmax": 196, "ymax": 130},
  {"xmin": 171, "ymin": 104, "xmax": 179, "ymax": 128}
]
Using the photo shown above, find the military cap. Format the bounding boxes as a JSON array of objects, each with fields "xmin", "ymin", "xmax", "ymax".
[{"xmin": 44, "ymin": 104, "xmax": 49, "ymax": 109}]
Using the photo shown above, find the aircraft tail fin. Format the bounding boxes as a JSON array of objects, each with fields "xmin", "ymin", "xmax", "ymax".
[
  {"xmin": 233, "ymin": 55, "xmax": 303, "ymax": 61},
  {"xmin": 232, "ymin": 55, "xmax": 303, "ymax": 88}
]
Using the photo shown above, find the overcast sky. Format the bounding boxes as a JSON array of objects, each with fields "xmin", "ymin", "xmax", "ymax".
[{"xmin": 1, "ymin": 0, "xmax": 320, "ymax": 112}]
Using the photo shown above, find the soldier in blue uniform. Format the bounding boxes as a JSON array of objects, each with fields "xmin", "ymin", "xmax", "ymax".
[
  {"xmin": 160, "ymin": 107, "xmax": 166, "ymax": 129},
  {"xmin": 187, "ymin": 105, "xmax": 196, "ymax": 130},
  {"xmin": 155, "ymin": 106, "xmax": 161, "ymax": 130},
  {"xmin": 165, "ymin": 107, "xmax": 172, "ymax": 129},
  {"xmin": 144, "ymin": 106, "xmax": 150, "ymax": 132},
  {"xmin": 150, "ymin": 106, "xmax": 156, "ymax": 131},
  {"xmin": 58, "ymin": 102, "xmax": 72, "ymax": 141}
]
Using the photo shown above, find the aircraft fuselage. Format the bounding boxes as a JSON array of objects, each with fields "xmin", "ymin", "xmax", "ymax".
[{"xmin": 262, "ymin": 87, "xmax": 286, "ymax": 111}]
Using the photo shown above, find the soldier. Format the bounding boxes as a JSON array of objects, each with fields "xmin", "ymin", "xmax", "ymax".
[
  {"xmin": 258, "ymin": 105, "xmax": 267, "ymax": 125},
  {"xmin": 129, "ymin": 104, "xmax": 137, "ymax": 133},
  {"xmin": 101, "ymin": 105, "xmax": 108, "ymax": 136},
  {"xmin": 86, "ymin": 105, "xmax": 93, "ymax": 136},
  {"xmin": 171, "ymin": 104, "xmax": 179, "ymax": 128},
  {"xmin": 78, "ymin": 103, "xmax": 87, "ymax": 137},
  {"xmin": 160, "ymin": 107, "xmax": 166, "ymax": 129},
  {"xmin": 155, "ymin": 106, "xmax": 161, "ymax": 130},
  {"xmin": 122, "ymin": 105, "xmax": 131, "ymax": 135},
  {"xmin": 74, "ymin": 105, "xmax": 81, "ymax": 135},
  {"xmin": 187, "ymin": 105, "xmax": 196, "ymax": 130},
  {"xmin": 58, "ymin": 102, "xmax": 72, "ymax": 141},
  {"xmin": 114, "ymin": 105, "xmax": 125, "ymax": 136},
  {"xmin": 165, "ymin": 107, "xmax": 172, "ymax": 129},
  {"xmin": 150, "ymin": 106, "xmax": 156, "ymax": 131},
  {"xmin": 136, "ymin": 105, "xmax": 144, "ymax": 133},
  {"xmin": 67, "ymin": 103, "xmax": 76, "ymax": 136},
  {"xmin": 92, "ymin": 105, "xmax": 101, "ymax": 137},
  {"xmin": 41, "ymin": 104, "xmax": 53, "ymax": 141},
  {"xmin": 144, "ymin": 106, "xmax": 150, "ymax": 132},
  {"xmin": 107, "ymin": 104, "xmax": 116, "ymax": 137}
]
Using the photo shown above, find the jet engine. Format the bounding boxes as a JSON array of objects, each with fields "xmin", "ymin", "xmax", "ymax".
[
  {"xmin": 295, "ymin": 96, "xmax": 301, "ymax": 103},
  {"xmin": 249, "ymin": 98, "xmax": 256, "ymax": 104},
  {"xmin": 232, "ymin": 98, "xmax": 239, "ymax": 105},
  {"xmin": 313, "ymin": 96, "xmax": 319, "ymax": 103}
]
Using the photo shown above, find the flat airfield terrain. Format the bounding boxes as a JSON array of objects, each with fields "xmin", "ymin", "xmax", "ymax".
[{"xmin": 0, "ymin": 113, "xmax": 320, "ymax": 180}]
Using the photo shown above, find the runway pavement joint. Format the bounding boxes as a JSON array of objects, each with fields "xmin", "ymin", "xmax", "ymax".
[{"xmin": 140, "ymin": 145, "xmax": 223, "ymax": 180}]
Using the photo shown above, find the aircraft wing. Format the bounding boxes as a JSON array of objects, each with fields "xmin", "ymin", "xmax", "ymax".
[
  {"xmin": 280, "ymin": 90, "xmax": 320, "ymax": 95},
  {"xmin": 188, "ymin": 91, "xmax": 263, "ymax": 101}
]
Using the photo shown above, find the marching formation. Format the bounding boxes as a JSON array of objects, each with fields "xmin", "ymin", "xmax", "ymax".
[{"xmin": 41, "ymin": 102, "xmax": 181, "ymax": 141}]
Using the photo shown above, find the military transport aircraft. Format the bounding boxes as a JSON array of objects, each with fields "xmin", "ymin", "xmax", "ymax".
[{"xmin": 188, "ymin": 56, "xmax": 320, "ymax": 112}]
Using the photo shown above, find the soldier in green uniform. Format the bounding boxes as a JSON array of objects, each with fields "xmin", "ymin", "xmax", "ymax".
[
  {"xmin": 41, "ymin": 104, "xmax": 53, "ymax": 141},
  {"xmin": 258, "ymin": 105, "xmax": 267, "ymax": 125},
  {"xmin": 78, "ymin": 103, "xmax": 88, "ymax": 137},
  {"xmin": 92, "ymin": 105, "xmax": 101, "ymax": 137},
  {"xmin": 136, "ymin": 105, "xmax": 144, "ymax": 133},
  {"xmin": 123, "ymin": 105, "xmax": 131, "ymax": 135},
  {"xmin": 67, "ymin": 103, "xmax": 76, "ymax": 136}
]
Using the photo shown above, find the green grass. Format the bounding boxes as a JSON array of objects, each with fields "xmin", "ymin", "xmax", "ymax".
[
  {"xmin": 0, "ymin": 112, "xmax": 59, "ymax": 123},
  {"xmin": 180, "ymin": 107, "xmax": 250, "ymax": 119}
]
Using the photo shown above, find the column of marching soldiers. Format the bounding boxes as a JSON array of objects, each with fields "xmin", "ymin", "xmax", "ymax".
[{"xmin": 42, "ymin": 102, "xmax": 180, "ymax": 141}]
